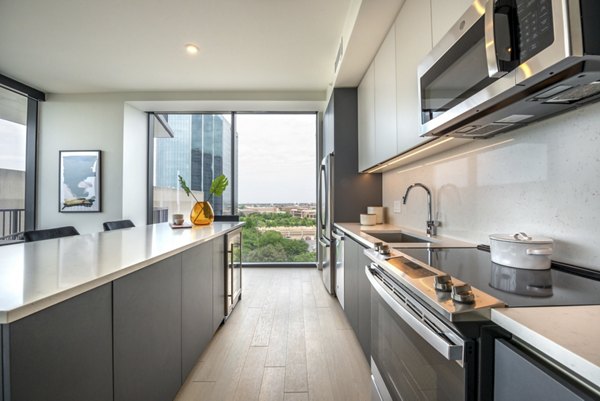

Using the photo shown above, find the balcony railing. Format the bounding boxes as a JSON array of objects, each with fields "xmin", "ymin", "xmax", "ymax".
[{"xmin": 0, "ymin": 208, "xmax": 25, "ymax": 244}]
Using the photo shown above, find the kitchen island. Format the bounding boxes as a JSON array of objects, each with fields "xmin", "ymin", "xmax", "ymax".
[{"xmin": 0, "ymin": 221, "xmax": 243, "ymax": 401}]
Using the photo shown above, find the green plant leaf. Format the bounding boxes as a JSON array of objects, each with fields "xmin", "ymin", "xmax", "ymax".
[
  {"xmin": 210, "ymin": 174, "xmax": 229, "ymax": 197},
  {"xmin": 178, "ymin": 175, "xmax": 199, "ymax": 202}
]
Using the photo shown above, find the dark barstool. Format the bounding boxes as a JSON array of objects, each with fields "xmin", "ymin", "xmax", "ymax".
[
  {"xmin": 23, "ymin": 226, "xmax": 80, "ymax": 242},
  {"xmin": 103, "ymin": 219, "xmax": 135, "ymax": 231}
]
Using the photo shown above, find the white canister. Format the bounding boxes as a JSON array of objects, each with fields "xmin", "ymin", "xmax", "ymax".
[
  {"xmin": 489, "ymin": 232, "xmax": 554, "ymax": 270},
  {"xmin": 360, "ymin": 214, "xmax": 377, "ymax": 226},
  {"xmin": 367, "ymin": 206, "xmax": 384, "ymax": 224}
]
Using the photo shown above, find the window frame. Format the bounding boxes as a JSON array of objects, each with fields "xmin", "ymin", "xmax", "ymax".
[
  {"xmin": 0, "ymin": 74, "xmax": 44, "ymax": 233},
  {"xmin": 146, "ymin": 110, "xmax": 319, "ymax": 268},
  {"xmin": 147, "ymin": 112, "xmax": 237, "ymax": 223}
]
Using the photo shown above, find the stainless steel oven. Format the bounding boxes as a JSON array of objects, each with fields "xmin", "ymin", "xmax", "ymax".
[{"xmin": 366, "ymin": 264, "xmax": 476, "ymax": 401}]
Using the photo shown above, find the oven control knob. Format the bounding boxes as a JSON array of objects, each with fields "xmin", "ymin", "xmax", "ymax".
[
  {"xmin": 451, "ymin": 284, "xmax": 475, "ymax": 304},
  {"xmin": 434, "ymin": 274, "xmax": 454, "ymax": 292},
  {"xmin": 378, "ymin": 244, "xmax": 391, "ymax": 256}
]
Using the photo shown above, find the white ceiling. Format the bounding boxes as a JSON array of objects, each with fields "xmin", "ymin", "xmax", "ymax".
[{"xmin": 0, "ymin": 0, "xmax": 358, "ymax": 94}]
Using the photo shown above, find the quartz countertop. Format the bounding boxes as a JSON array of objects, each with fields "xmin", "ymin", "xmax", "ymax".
[
  {"xmin": 334, "ymin": 222, "xmax": 475, "ymax": 249},
  {"xmin": 492, "ymin": 306, "xmax": 600, "ymax": 389},
  {"xmin": 0, "ymin": 222, "xmax": 243, "ymax": 323}
]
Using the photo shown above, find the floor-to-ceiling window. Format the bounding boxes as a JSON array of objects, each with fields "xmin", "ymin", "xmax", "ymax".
[
  {"xmin": 237, "ymin": 113, "xmax": 317, "ymax": 265},
  {"xmin": 151, "ymin": 113, "xmax": 234, "ymax": 223},
  {"xmin": 0, "ymin": 79, "xmax": 41, "ymax": 243},
  {"xmin": 148, "ymin": 111, "xmax": 317, "ymax": 265}
]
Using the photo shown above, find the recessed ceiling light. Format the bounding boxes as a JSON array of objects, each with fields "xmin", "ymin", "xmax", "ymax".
[{"xmin": 185, "ymin": 43, "xmax": 199, "ymax": 55}]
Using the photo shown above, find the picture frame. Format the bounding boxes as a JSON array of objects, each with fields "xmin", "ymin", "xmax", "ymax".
[{"xmin": 59, "ymin": 150, "xmax": 101, "ymax": 213}]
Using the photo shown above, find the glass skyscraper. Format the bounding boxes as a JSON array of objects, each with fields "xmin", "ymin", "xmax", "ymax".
[{"xmin": 154, "ymin": 114, "xmax": 232, "ymax": 216}]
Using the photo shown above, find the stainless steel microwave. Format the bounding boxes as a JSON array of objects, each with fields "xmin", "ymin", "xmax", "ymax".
[{"xmin": 418, "ymin": 0, "xmax": 600, "ymax": 138}]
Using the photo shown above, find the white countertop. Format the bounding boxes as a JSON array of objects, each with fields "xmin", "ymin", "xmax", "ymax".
[
  {"xmin": 0, "ymin": 222, "xmax": 243, "ymax": 324},
  {"xmin": 334, "ymin": 222, "xmax": 475, "ymax": 249},
  {"xmin": 492, "ymin": 306, "xmax": 600, "ymax": 389}
]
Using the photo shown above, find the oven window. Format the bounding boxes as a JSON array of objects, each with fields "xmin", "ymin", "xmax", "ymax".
[
  {"xmin": 421, "ymin": 17, "xmax": 494, "ymax": 124},
  {"xmin": 371, "ymin": 289, "xmax": 466, "ymax": 400}
]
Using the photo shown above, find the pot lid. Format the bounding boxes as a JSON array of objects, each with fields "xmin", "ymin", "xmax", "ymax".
[{"xmin": 489, "ymin": 232, "xmax": 553, "ymax": 244}]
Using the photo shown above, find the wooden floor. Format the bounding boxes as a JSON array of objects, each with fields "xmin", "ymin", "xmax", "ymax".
[{"xmin": 174, "ymin": 267, "xmax": 371, "ymax": 401}]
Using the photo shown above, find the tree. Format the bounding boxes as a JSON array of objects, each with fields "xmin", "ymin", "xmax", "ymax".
[{"xmin": 240, "ymin": 214, "xmax": 316, "ymax": 263}]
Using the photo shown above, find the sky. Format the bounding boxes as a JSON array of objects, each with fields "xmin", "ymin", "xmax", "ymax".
[
  {"xmin": 0, "ymin": 119, "xmax": 26, "ymax": 171},
  {"xmin": 237, "ymin": 114, "xmax": 316, "ymax": 204}
]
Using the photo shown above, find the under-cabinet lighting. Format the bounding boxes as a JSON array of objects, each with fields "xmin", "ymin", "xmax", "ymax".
[
  {"xmin": 365, "ymin": 137, "xmax": 454, "ymax": 173},
  {"xmin": 185, "ymin": 43, "xmax": 199, "ymax": 55},
  {"xmin": 473, "ymin": 0, "xmax": 486, "ymax": 16},
  {"xmin": 424, "ymin": 138, "xmax": 514, "ymax": 166}
]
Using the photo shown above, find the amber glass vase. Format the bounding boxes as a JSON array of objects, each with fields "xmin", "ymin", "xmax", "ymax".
[{"xmin": 190, "ymin": 201, "xmax": 214, "ymax": 225}]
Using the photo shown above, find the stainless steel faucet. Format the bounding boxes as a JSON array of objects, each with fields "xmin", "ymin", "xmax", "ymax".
[{"xmin": 402, "ymin": 183, "xmax": 439, "ymax": 237}]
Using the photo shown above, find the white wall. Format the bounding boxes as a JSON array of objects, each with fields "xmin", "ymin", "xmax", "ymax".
[
  {"xmin": 122, "ymin": 103, "xmax": 148, "ymax": 226},
  {"xmin": 383, "ymin": 102, "xmax": 600, "ymax": 270},
  {"xmin": 38, "ymin": 94, "xmax": 127, "ymax": 234},
  {"xmin": 37, "ymin": 91, "xmax": 325, "ymax": 234}
]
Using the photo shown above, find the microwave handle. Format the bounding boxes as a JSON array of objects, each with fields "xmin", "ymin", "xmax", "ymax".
[
  {"xmin": 485, "ymin": 0, "xmax": 518, "ymax": 78},
  {"xmin": 365, "ymin": 265, "xmax": 464, "ymax": 363}
]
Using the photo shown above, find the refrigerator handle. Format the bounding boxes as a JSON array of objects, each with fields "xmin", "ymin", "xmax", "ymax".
[
  {"xmin": 320, "ymin": 164, "xmax": 328, "ymax": 231},
  {"xmin": 319, "ymin": 237, "xmax": 331, "ymax": 248}
]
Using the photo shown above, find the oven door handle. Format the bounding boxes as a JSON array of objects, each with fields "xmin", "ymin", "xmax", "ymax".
[{"xmin": 365, "ymin": 265, "xmax": 464, "ymax": 363}]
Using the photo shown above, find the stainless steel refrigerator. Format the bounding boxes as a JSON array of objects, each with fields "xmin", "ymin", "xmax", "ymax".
[
  {"xmin": 317, "ymin": 88, "xmax": 382, "ymax": 295},
  {"xmin": 318, "ymin": 152, "xmax": 335, "ymax": 293}
]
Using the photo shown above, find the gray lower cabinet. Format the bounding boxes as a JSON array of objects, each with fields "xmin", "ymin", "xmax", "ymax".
[
  {"xmin": 212, "ymin": 237, "xmax": 225, "ymax": 333},
  {"xmin": 113, "ymin": 254, "xmax": 183, "ymax": 401},
  {"xmin": 182, "ymin": 242, "xmax": 213, "ymax": 379},
  {"xmin": 357, "ymin": 248, "xmax": 371, "ymax": 360},
  {"xmin": 1, "ymin": 327, "xmax": 3, "ymax": 401},
  {"xmin": 3, "ymin": 284, "xmax": 113, "ymax": 401},
  {"xmin": 343, "ymin": 236, "xmax": 360, "ymax": 333},
  {"xmin": 342, "ymin": 235, "xmax": 371, "ymax": 360},
  {"xmin": 494, "ymin": 339, "xmax": 593, "ymax": 401}
]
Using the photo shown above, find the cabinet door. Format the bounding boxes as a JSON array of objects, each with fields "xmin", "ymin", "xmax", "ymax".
[
  {"xmin": 374, "ymin": 25, "xmax": 397, "ymax": 163},
  {"xmin": 358, "ymin": 63, "xmax": 376, "ymax": 171},
  {"xmin": 213, "ymin": 236, "xmax": 225, "ymax": 332},
  {"xmin": 357, "ymin": 249, "xmax": 372, "ymax": 360},
  {"xmin": 343, "ymin": 237, "xmax": 360, "ymax": 334},
  {"xmin": 494, "ymin": 339, "xmax": 592, "ymax": 401},
  {"xmin": 431, "ymin": 0, "xmax": 474, "ymax": 47},
  {"xmin": 182, "ymin": 241, "xmax": 213, "ymax": 379},
  {"xmin": 113, "ymin": 255, "xmax": 182, "ymax": 401},
  {"xmin": 396, "ymin": 0, "xmax": 435, "ymax": 152},
  {"xmin": 5, "ymin": 284, "xmax": 113, "ymax": 401}
]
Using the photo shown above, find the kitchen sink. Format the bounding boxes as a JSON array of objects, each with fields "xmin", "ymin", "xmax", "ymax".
[{"xmin": 363, "ymin": 231, "xmax": 431, "ymax": 244}]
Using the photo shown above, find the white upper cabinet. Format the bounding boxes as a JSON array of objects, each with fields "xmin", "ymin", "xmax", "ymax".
[
  {"xmin": 431, "ymin": 0, "xmax": 475, "ymax": 47},
  {"xmin": 374, "ymin": 25, "xmax": 397, "ymax": 163},
  {"xmin": 395, "ymin": 0, "xmax": 434, "ymax": 153},
  {"xmin": 358, "ymin": 63, "xmax": 376, "ymax": 172}
]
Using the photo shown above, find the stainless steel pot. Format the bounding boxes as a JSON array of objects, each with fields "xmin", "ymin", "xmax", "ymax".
[{"xmin": 489, "ymin": 232, "xmax": 553, "ymax": 270}]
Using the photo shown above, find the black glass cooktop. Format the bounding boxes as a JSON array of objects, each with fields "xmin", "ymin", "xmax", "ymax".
[{"xmin": 399, "ymin": 247, "xmax": 600, "ymax": 308}]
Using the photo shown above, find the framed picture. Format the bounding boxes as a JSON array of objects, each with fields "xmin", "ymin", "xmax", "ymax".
[{"xmin": 59, "ymin": 150, "xmax": 101, "ymax": 212}]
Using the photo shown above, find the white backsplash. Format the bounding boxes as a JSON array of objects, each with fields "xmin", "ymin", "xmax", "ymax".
[{"xmin": 383, "ymin": 102, "xmax": 600, "ymax": 270}]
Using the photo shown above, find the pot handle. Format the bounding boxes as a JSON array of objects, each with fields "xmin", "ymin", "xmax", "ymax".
[
  {"xmin": 526, "ymin": 248, "xmax": 553, "ymax": 256},
  {"xmin": 514, "ymin": 232, "xmax": 532, "ymax": 241}
]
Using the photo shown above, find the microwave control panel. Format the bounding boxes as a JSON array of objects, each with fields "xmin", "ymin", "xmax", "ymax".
[{"xmin": 516, "ymin": 0, "xmax": 554, "ymax": 62}]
